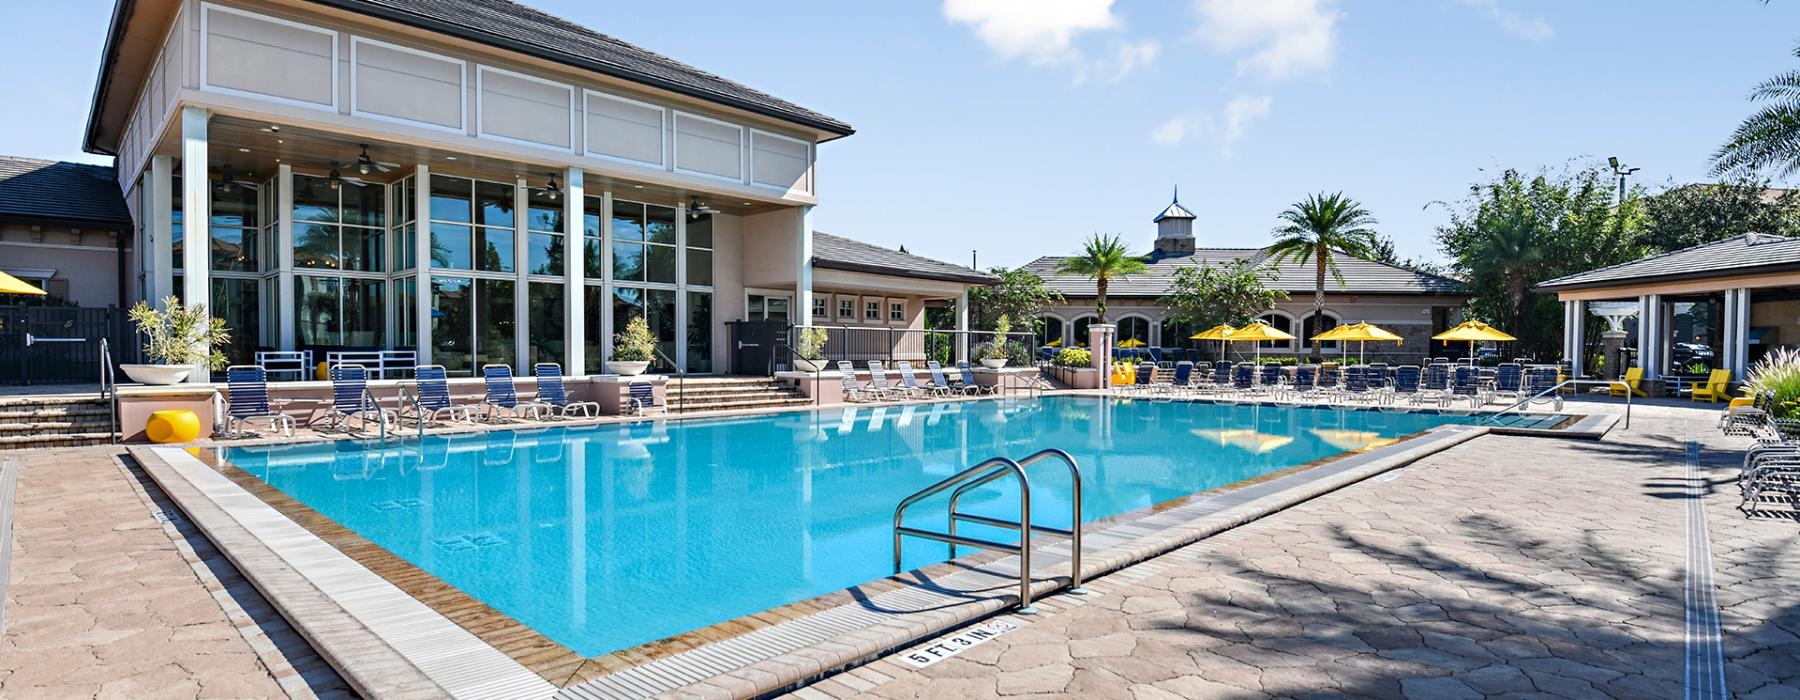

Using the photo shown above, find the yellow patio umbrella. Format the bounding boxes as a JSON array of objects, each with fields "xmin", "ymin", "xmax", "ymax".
[
  {"xmin": 1118, "ymin": 337, "xmax": 1147, "ymax": 348},
  {"xmin": 0, "ymin": 270, "xmax": 46, "ymax": 296},
  {"xmin": 1309, "ymin": 428, "xmax": 1399, "ymax": 453},
  {"xmin": 1189, "ymin": 324, "xmax": 1236, "ymax": 362},
  {"xmin": 1314, "ymin": 321, "xmax": 1404, "ymax": 363},
  {"xmin": 1225, "ymin": 320, "xmax": 1296, "ymax": 363},
  {"xmin": 1192, "ymin": 428, "xmax": 1294, "ymax": 454},
  {"xmin": 1432, "ymin": 320, "xmax": 1516, "ymax": 362}
]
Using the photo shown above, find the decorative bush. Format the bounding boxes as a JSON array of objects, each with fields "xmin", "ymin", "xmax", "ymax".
[
  {"xmin": 1054, "ymin": 348, "xmax": 1092, "ymax": 368},
  {"xmin": 983, "ymin": 316, "xmax": 1013, "ymax": 360},
  {"xmin": 795, "ymin": 327, "xmax": 829, "ymax": 361},
  {"xmin": 973, "ymin": 339, "xmax": 1032, "ymax": 366},
  {"xmin": 612, "ymin": 316, "xmax": 657, "ymax": 362},
  {"xmin": 127, "ymin": 297, "xmax": 230, "ymax": 369},
  {"xmin": 1748, "ymin": 347, "xmax": 1800, "ymax": 418}
]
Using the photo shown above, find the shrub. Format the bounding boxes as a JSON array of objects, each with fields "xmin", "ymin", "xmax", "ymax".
[
  {"xmin": 128, "ymin": 297, "xmax": 230, "ymax": 369},
  {"xmin": 795, "ymin": 327, "xmax": 829, "ymax": 361},
  {"xmin": 973, "ymin": 339, "xmax": 1032, "ymax": 366},
  {"xmin": 1748, "ymin": 347, "xmax": 1800, "ymax": 418},
  {"xmin": 1054, "ymin": 348, "xmax": 1092, "ymax": 368},
  {"xmin": 612, "ymin": 316, "xmax": 656, "ymax": 362},
  {"xmin": 984, "ymin": 316, "xmax": 1013, "ymax": 360}
]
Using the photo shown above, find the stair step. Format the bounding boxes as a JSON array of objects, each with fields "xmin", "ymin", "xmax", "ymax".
[
  {"xmin": 0, "ymin": 432, "xmax": 115, "ymax": 450},
  {"xmin": 0, "ymin": 395, "xmax": 109, "ymax": 408},
  {"xmin": 0, "ymin": 420, "xmax": 113, "ymax": 433},
  {"xmin": 672, "ymin": 397, "xmax": 817, "ymax": 412},
  {"xmin": 667, "ymin": 387, "xmax": 799, "ymax": 399}
]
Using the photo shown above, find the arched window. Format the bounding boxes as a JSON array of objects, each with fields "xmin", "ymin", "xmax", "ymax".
[
  {"xmin": 1257, "ymin": 313, "xmax": 1295, "ymax": 350},
  {"xmin": 1037, "ymin": 316, "xmax": 1065, "ymax": 347},
  {"xmin": 1300, "ymin": 312, "xmax": 1340, "ymax": 350},
  {"xmin": 1117, "ymin": 317, "xmax": 1151, "ymax": 347},
  {"xmin": 1072, "ymin": 316, "xmax": 1097, "ymax": 347},
  {"xmin": 1162, "ymin": 319, "xmax": 1198, "ymax": 349}
]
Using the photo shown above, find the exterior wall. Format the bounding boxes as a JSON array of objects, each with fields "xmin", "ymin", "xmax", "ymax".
[
  {"xmin": 708, "ymin": 213, "xmax": 745, "ymax": 372},
  {"xmin": 739, "ymin": 208, "xmax": 800, "ymax": 290},
  {"xmin": 0, "ymin": 222, "xmax": 127, "ymax": 307},
  {"xmin": 1041, "ymin": 295, "xmax": 1463, "ymax": 363}
]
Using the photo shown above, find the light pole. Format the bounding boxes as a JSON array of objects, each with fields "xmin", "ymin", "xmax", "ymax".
[{"xmin": 1608, "ymin": 156, "xmax": 1640, "ymax": 205}]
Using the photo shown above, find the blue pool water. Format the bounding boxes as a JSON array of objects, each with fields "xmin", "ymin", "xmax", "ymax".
[{"xmin": 223, "ymin": 397, "xmax": 1555, "ymax": 657}]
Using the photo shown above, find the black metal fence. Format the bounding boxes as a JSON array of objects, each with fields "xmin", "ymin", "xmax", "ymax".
[
  {"xmin": 0, "ymin": 306, "xmax": 141, "ymax": 385},
  {"xmin": 785, "ymin": 325, "xmax": 1038, "ymax": 370}
]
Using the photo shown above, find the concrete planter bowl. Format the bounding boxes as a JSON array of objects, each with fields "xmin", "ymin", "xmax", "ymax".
[
  {"xmin": 794, "ymin": 358, "xmax": 829, "ymax": 372},
  {"xmin": 608, "ymin": 361, "xmax": 651, "ymax": 376},
  {"xmin": 120, "ymin": 364, "xmax": 192, "ymax": 385},
  {"xmin": 980, "ymin": 358, "xmax": 1009, "ymax": 369}
]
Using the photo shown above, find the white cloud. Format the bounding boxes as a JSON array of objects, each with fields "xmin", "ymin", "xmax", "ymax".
[
  {"xmin": 943, "ymin": 0, "xmax": 1157, "ymax": 83},
  {"xmin": 1221, "ymin": 94, "xmax": 1273, "ymax": 156},
  {"xmin": 1151, "ymin": 113, "xmax": 1207, "ymax": 146},
  {"xmin": 1458, "ymin": 0, "xmax": 1553, "ymax": 42},
  {"xmin": 1149, "ymin": 94, "xmax": 1272, "ymax": 155},
  {"xmin": 1074, "ymin": 39, "xmax": 1163, "ymax": 85},
  {"xmin": 1191, "ymin": 0, "xmax": 1340, "ymax": 81}
]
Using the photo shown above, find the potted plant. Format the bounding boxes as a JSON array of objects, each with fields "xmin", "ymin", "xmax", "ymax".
[
  {"xmin": 794, "ymin": 327, "xmax": 830, "ymax": 372},
  {"xmin": 609, "ymin": 316, "xmax": 656, "ymax": 376},
  {"xmin": 122, "ymin": 296, "xmax": 230, "ymax": 385},
  {"xmin": 981, "ymin": 316, "xmax": 1013, "ymax": 369}
]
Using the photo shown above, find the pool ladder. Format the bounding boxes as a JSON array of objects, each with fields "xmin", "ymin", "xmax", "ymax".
[{"xmin": 891, "ymin": 448, "xmax": 1086, "ymax": 614}]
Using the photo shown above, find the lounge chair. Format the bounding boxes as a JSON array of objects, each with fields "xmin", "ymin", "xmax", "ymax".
[
  {"xmin": 1691, "ymin": 368, "xmax": 1733, "ymax": 403},
  {"xmin": 1414, "ymin": 364, "xmax": 1451, "ymax": 407},
  {"xmin": 1449, "ymin": 366, "xmax": 1483, "ymax": 407},
  {"xmin": 895, "ymin": 361, "xmax": 931, "ymax": 399},
  {"xmin": 224, "ymin": 365, "xmax": 295, "ymax": 438},
  {"xmin": 868, "ymin": 361, "xmax": 911, "ymax": 400},
  {"xmin": 400, "ymin": 364, "xmax": 475, "ymax": 426},
  {"xmin": 839, "ymin": 361, "xmax": 877, "ymax": 402},
  {"xmin": 956, "ymin": 361, "xmax": 998, "ymax": 395},
  {"xmin": 1610, "ymin": 367, "xmax": 1648, "ymax": 398},
  {"xmin": 1167, "ymin": 361, "xmax": 1195, "ymax": 394},
  {"xmin": 1490, "ymin": 363, "xmax": 1526, "ymax": 406},
  {"xmin": 626, "ymin": 382, "xmax": 665, "ymax": 416},
  {"xmin": 1289, "ymin": 365, "xmax": 1318, "ymax": 400},
  {"xmin": 925, "ymin": 361, "xmax": 963, "ymax": 396},
  {"xmin": 1258, "ymin": 364, "xmax": 1284, "ymax": 395},
  {"xmin": 1523, "ymin": 366, "xmax": 1563, "ymax": 412},
  {"xmin": 1390, "ymin": 365, "xmax": 1422, "ymax": 404},
  {"xmin": 1124, "ymin": 362, "xmax": 1155, "ymax": 394},
  {"xmin": 1341, "ymin": 366, "xmax": 1377, "ymax": 403},
  {"xmin": 535, "ymin": 363, "xmax": 600, "ymax": 417},
  {"xmin": 1231, "ymin": 363, "xmax": 1257, "ymax": 396},
  {"xmin": 480, "ymin": 364, "xmax": 551, "ymax": 421},
  {"xmin": 1316, "ymin": 365, "xmax": 1341, "ymax": 400},
  {"xmin": 1723, "ymin": 390, "xmax": 1772, "ymax": 434},
  {"xmin": 320, "ymin": 364, "xmax": 396, "ymax": 433}
]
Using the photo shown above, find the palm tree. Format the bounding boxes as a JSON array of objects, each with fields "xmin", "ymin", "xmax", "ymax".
[
  {"xmin": 1474, "ymin": 210, "xmax": 1544, "ymax": 339},
  {"xmin": 1267, "ymin": 193, "xmax": 1380, "ymax": 361},
  {"xmin": 1713, "ymin": 45, "xmax": 1800, "ymax": 177},
  {"xmin": 1057, "ymin": 233, "xmax": 1149, "ymax": 324}
]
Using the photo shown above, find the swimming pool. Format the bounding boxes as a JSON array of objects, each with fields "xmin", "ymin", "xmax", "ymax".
[{"xmin": 222, "ymin": 396, "xmax": 1558, "ymax": 658}]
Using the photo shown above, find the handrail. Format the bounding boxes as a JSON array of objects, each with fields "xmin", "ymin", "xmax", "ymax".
[
  {"xmin": 651, "ymin": 347, "xmax": 685, "ymax": 415},
  {"xmin": 894, "ymin": 456, "xmax": 1038, "ymax": 612},
  {"xmin": 998, "ymin": 370, "xmax": 1046, "ymax": 398},
  {"xmin": 768, "ymin": 343, "xmax": 823, "ymax": 407},
  {"xmin": 947, "ymin": 448, "xmax": 1086, "ymax": 593},
  {"xmin": 1483, "ymin": 378, "xmax": 1629, "ymax": 430},
  {"xmin": 99, "ymin": 337, "xmax": 118, "ymax": 444}
]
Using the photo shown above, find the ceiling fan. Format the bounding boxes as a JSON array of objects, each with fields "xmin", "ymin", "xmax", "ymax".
[
  {"xmin": 317, "ymin": 161, "xmax": 370, "ymax": 191},
  {"xmin": 688, "ymin": 195, "xmax": 720, "ymax": 218},
  {"xmin": 355, "ymin": 144, "xmax": 399, "ymax": 175},
  {"xmin": 213, "ymin": 166, "xmax": 259, "ymax": 192}
]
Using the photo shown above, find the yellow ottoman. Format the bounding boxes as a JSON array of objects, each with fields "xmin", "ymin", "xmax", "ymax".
[{"xmin": 146, "ymin": 409, "xmax": 201, "ymax": 444}]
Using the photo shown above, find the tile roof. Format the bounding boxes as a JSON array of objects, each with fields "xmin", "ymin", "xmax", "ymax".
[
  {"xmin": 1021, "ymin": 248, "xmax": 1464, "ymax": 297},
  {"xmin": 0, "ymin": 157, "xmax": 130, "ymax": 227},
  {"xmin": 1535, "ymin": 233, "xmax": 1800, "ymax": 291},
  {"xmin": 813, "ymin": 232, "xmax": 999, "ymax": 285},
  {"xmin": 311, "ymin": 0, "xmax": 853, "ymax": 136}
]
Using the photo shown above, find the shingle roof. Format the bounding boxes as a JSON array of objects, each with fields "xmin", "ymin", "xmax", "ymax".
[
  {"xmin": 1022, "ymin": 248, "xmax": 1464, "ymax": 297},
  {"xmin": 0, "ymin": 157, "xmax": 130, "ymax": 227},
  {"xmin": 813, "ymin": 232, "xmax": 999, "ymax": 286},
  {"xmin": 311, "ymin": 0, "xmax": 852, "ymax": 136},
  {"xmin": 1535, "ymin": 233, "xmax": 1800, "ymax": 291}
]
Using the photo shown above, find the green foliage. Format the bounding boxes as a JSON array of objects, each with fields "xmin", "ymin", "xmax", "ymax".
[
  {"xmin": 794, "ymin": 326, "xmax": 829, "ymax": 361},
  {"xmin": 1638, "ymin": 179, "xmax": 1800, "ymax": 253},
  {"xmin": 1157, "ymin": 258, "xmax": 1289, "ymax": 332},
  {"xmin": 1748, "ymin": 346, "xmax": 1800, "ymax": 418},
  {"xmin": 1713, "ymin": 44, "xmax": 1800, "ymax": 178},
  {"xmin": 969, "ymin": 267, "xmax": 1064, "ymax": 331},
  {"xmin": 1435, "ymin": 165, "xmax": 1646, "ymax": 359},
  {"xmin": 1267, "ymin": 192, "xmax": 1381, "ymax": 360},
  {"xmin": 1369, "ymin": 235, "xmax": 1448, "ymax": 276},
  {"xmin": 1053, "ymin": 348, "xmax": 1092, "ymax": 368},
  {"xmin": 973, "ymin": 339, "xmax": 1031, "ymax": 366},
  {"xmin": 611, "ymin": 316, "xmax": 656, "ymax": 362},
  {"xmin": 1056, "ymin": 233, "xmax": 1150, "ymax": 323},
  {"xmin": 128, "ymin": 296, "xmax": 231, "ymax": 369},
  {"xmin": 983, "ymin": 315, "xmax": 1013, "ymax": 360}
]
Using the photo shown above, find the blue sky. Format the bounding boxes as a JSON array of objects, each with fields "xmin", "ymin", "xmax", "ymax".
[{"xmin": 6, "ymin": 1, "xmax": 1800, "ymax": 269}]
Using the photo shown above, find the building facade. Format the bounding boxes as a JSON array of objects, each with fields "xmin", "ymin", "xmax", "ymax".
[
  {"xmin": 0, "ymin": 157, "xmax": 134, "ymax": 307},
  {"xmin": 1023, "ymin": 191, "xmax": 1468, "ymax": 362}
]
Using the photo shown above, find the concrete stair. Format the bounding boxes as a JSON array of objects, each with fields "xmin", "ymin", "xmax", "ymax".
[
  {"xmin": 0, "ymin": 395, "xmax": 116, "ymax": 449},
  {"xmin": 666, "ymin": 376, "xmax": 814, "ymax": 413}
]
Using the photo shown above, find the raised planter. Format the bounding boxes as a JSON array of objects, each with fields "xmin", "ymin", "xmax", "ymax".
[
  {"xmin": 794, "ymin": 358, "xmax": 829, "ymax": 372},
  {"xmin": 608, "ymin": 360, "xmax": 651, "ymax": 377},
  {"xmin": 120, "ymin": 364, "xmax": 191, "ymax": 385},
  {"xmin": 980, "ymin": 358, "xmax": 1009, "ymax": 369}
]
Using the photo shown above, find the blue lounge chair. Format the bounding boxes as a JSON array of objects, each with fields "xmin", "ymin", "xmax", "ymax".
[
  {"xmin": 1124, "ymin": 362, "xmax": 1155, "ymax": 394},
  {"xmin": 1290, "ymin": 365, "xmax": 1318, "ymax": 400},
  {"xmin": 320, "ymin": 364, "xmax": 396, "ymax": 433},
  {"xmin": 1523, "ymin": 366, "xmax": 1563, "ymax": 411},
  {"xmin": 1316, "ymin": 365, "xmax": 1341, "ymax": 399},
  {"xmin": 1490, "ymin": 363, "xmax": 1525, "ymax": 405},
  {"xmin": 534, "ymin": 363, "xmax": 600, "ymax": 418},
  {"xmin": 1342, "ymin": 366, "xmax": 1376, "ymax": 403},
  {"xmin": 401, "ymin": 364, "xmax": 474, "ymax": 426},
  {"xmin": 481, "ymin": 364, "xmax": 551, "ymax": 421},
  {"xmin": 1258, "ymin": 364, "xmax": 1284, "ymax": 395},
  {"xmin": 956, "ymin": 361, "xmax": 998, "ymax": 395},
  {"xmin": 1232, "ymin": 363, "xmax": 1257, "ymax": 394},
  {"xmin": 1413, "ymin": 364, "xmax": 1451, "ymax": 407},
  {"xmin": 1450, "ymin": 366, "xmax": 1483, "ymax": 407},
  {"xmin": 626, "ymin": 382, "xmax": 665, "ymax": 416},
  {"xmin": 1167, "ymin": 361, "xmax": 1194, "ymax": 394},
  {"xmin": 224, "ymin": 365, "xmax": 295, "ymax": 438},
  {"xmin": 1390, "ymin": 365, "xmax": 1421, "ymax": 404}
]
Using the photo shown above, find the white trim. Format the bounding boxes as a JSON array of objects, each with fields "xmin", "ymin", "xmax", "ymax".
[
  {"xmin": 582, "ymin": 89, "xmax": 667, "ymax": 169},
  {"xmin": 199, "ymin": 3, "xmax": 339, "ymax": 113},
  {"xmin": 748, "ymin": 128, "xmax": 814, "ymax": 195},
  {"xmin": 474, "ymin": 64, "xmax": 577, "ymax": 152},
  {"xmin": 671, "ymin": 110, "xmax": 747, "ymax": 184},
  {"xmin": 348, "ymin": 36, "xmax": 467, "ymax": 134}
]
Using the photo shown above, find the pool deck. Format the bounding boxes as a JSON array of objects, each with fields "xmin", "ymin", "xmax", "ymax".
[{"xmin": 2, "ymin": 396, "xmax": 1795, "ymax": 698}]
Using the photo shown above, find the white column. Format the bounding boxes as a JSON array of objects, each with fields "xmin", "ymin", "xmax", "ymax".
[
  {"xmin": 1570, "ymin": 300, "xmax": 1585, "ymax": 378},
  {"xmin": 149, "ymin": 156, "xmax": 174, "ymax": 308},
  {"xmin": 795, "ymin": 205, "xmax": 814, "ymax": 330},
  {"xmin": 413, "ymin": 166, "xmax": 432, "ymax": 366},
  {"xmin": 514, "ymin": 178, "xmax": 530, "ymax": 374},
  {"xmin": 1733, "ymin": 288, "xmax": 1752, "ymax": 380},
  {"xmin": 674, "ymin": 202, "xmax": 688, "ymax": 373},
  {"xmin": 955, "ymin": 291, "xmax": 970, "ymax": 363},
  {"xmin": 563, "ymin": 168, "xmax": 584, "ymax": 375},
  {"xmin": 1643, "ymin": 294, "xmax": 1662, "ymax": 379},
  {"xmin": 179, "ymin": 106, "xmax": 211, "ymax": 383},
  {"xmin": 1722, "ymin": 289, "xmax": 1740, "ymax": 378},
  {"xmin": 276, "ymin": 164, "xmax": 296, "ymax": 350},
  {"xmin": 598, "ymin": 191, "xmax": 614, "ymax": 368}
]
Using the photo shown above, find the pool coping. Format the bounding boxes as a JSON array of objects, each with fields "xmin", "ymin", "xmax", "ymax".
[{"xmin": 129, "ymin": 402, "xmax": 1512, "ymax": 699}]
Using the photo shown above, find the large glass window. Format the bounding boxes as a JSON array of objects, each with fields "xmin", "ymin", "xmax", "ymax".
[
  {"xmin": 1038, "ymin": 316, "xmax": 1065, "ymax": 348},
  {"xmin": 647, "ymin": 289, "xmax": 677, "ymax": 372},
  {"xmin": 687, "ymin": 212, "xmax": 714, "ymax": 287},
  {"xmin": 293, "ymin": 175, "xmax": 384, "ymax": 273},
  {"xmin": 211, "ymin": 277, "xmax": 259, "ymax": 365},
  {"xmin": 170, "ymin": 175, "xmax": 183, "ymax": 271},
  {"xmin": 295, "ymin": 276, "xmax": 384, "ymax": 348},
  {"xmin": 431, "ymin": 276, "xmax": 471, "ymax": 373},
  {"xmin": 1257, "ymin": 314, "xmax": 1294, "ymax": 350},
  {"xmin": 1300, "ymin": 313, "xmax": 1339, "ymax": 350},
  {"xmin": 611, "ymin": 201, "xmax": 678, "ymax": 284},
  {"xmin": 478, "ymin": 279, "xmax": 516, "ymax": 368},
  {"xmin": 687, "ymin": 291, "xmax": 712, "ymax": 373},
  {"xmin": 428, "ymin": 175, "xmax": 511, "ymax": 273},
  {"xmin": 210, "ymin": 181, "xmax": 258, "ymax": 272},
  {"xmin": 584, "ymin": 286, "xmax": 607, "ymax": 375},
  {"xmin": 528, "ymin": 282, "xmax": 565, "ymax": 367},
  {"xmin": 583, "ymin": 196, "xmax": 605, "ymax": 279},
  {"xmin": 1117, "ymin": 317, "xmax": 1151, "ymax": 346},
  {"xmin": 1668, "ymin": 295, "xmax": 1724, "ymax": 374},
  {"xmin": 526, "ymin": 188, "xmax": 564, "ymax": 276}
]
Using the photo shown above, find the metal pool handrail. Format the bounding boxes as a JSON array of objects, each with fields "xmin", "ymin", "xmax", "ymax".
[
  {"xmin": 1483, "ymin": 378, "xmax": 1629, "ymax": 430},
  {"xmin": 946, "ymin": 448, "xmax": 1086, "ymax": 593},
  {"xmin": 893, "ymin": 456, "xmax": 1038, "ymax": 612}
]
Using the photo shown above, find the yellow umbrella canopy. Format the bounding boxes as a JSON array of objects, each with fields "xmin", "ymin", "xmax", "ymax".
[
  {"xmin": 1118, "ymin": 337, "xmax": 1147, "ymax": 348},
  {"xmin": 1432, "ymin": 320, "xmax": 1516, "ymax": 342},
  {"xmin": 1226, "ymin": 321, "xmax": 1296, "ymax": 342},
  {"xmin": 1316, "ymin": 322, "xmax": 1402, "ymax": 343},
  {"xmin": 1189, "ymin": 324, "xmax": 1237, "ymax": 340},
  {"xmin": 0, "ymin": 270, "xmax": 46, "ymax": 296}
]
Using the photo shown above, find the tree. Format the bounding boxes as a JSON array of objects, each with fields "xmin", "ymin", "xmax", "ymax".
[
  {"xmin": 1638, "ymin": 178, "xmax": 1800, "ymax": 254},
  {"xmin": 1267, "ymin": 192, "xmax": 1381, "ymax": 360},
  {"xmin": 1713, "ymin": 44, "xmax": 1800, "ymax": 177},
  {"xmin": 1435, "ymin": 165, "xmax": 1646, "ymax": 360},
  {"xmin": 968, "ymin": 267, "xmax": 1065, "ymax": 331},
  {"xmin": 1056, "ymin": 233, "xmax": 1149, "ymax": 324},
  {"xmin": 1157, "ymin": 258, "xmax": 1290, "ymax": 332},
  {"xmin": 1369, "ymin": 235, "xmax": 1448, "ymax": 276}
]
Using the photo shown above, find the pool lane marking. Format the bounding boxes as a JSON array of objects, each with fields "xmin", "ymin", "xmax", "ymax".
[{"xmin": 1682, "ymin": 426, "xmax": 1727, "ymax": 699}]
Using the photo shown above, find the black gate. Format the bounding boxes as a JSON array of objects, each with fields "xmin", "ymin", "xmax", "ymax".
[
  {"xmin": 726, "ymin": 320, "xmax": 790, "ymax": 375},
  {"xmin": 0, "ymin": 306, "xmax": 141, "ymax": 385}
]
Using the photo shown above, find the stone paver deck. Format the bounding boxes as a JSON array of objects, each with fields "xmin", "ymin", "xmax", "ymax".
[
  {"xmin": 800, "ymin": 403, "xmax": 1800, "ymax": 699},
  {"xmin": 0, "ymin": 446, "xmax": 351, "ymax": 699}
]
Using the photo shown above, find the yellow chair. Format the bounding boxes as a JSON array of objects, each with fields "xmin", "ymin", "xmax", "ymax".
[
  {"xmin": 1691, "ymin": 369, "xmax": 1733, "ymax": 403},
  {"xmin": 1609, "ymin": 367, "xmax": 1648, "ymax": 398}
]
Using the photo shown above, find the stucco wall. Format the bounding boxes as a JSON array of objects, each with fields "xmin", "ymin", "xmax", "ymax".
[{"xmin": 0, "ymin": 222, "xmax": 126, "ymax": 307}]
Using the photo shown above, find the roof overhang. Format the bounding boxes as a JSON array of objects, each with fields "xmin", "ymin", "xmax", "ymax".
[
  {"xmin": 1535, "ymin": 261, "xmax": 1800, "ymax": 293},
  {"xmin": 812, "ymin": 258, "xmax": 998, "ymax": 286}
]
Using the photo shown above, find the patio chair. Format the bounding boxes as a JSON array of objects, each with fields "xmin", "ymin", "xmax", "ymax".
[
  {"xmin": 867, "ymin": 361, "xmax": 911, "ymax": 400},
  {"xmin": 1341, "ymin": 366, "xmax": 1377, "ymax": 403},
  {"xmin": 1523, "ymin": 366, "xmax": 1563, "ymax": 412},
  {"xmin": 1691, "ymin": 368, "xmax": 1733, "ymax": 403},
  {"xmin": 400, "ymin": 364, "xmax": 475, "ymax": 427},
  {"xmin": 1231, "ymin": 363, "xmax": 1257, "ymax": 396},
  {"xmin": 626, "ymin": 382, "xmax": 666, "ymax": 416},
  {"xmin": 1449, "ymin": 366, "xmax": 1483, "ymax": 407},
  {"xmin": 1258, "ymin": 364, "xmax": 1285, "ymax": 397},
  {"xmin": 1289, "ymin": 365, "xmax": 1318, "ymax": 400},
  {"xmin": 925, "ymin": 360, "xmax": 964, "ymax": 396},
  {"xmin": 1167, "ymin": 361, "xmax": 1195, "ymax": 394},
  {"xmin": 1125, "ymin": 362, "xmax": 1156, "ymax": 394},
  {"xmin": 1366, "ymin": 363, "xmax": 1391, "ymax": 389},
  {"xmin": 535, "ymin": 363, "xmax": 601, "ymax": 418},
  {"xmin": 1146, "ymin": 347, "xmax": 1164, "ymax": 366},
  {"xmin": 838, "ymin": 361, "xmax": 877, "ymax": 402},
  {"xmin": 223, "ymin": 365, "xmax": 295, "ymax": 438},
  {"xmin": 1609, "ymin": 367, "xmax": 1648, "ymax": 398},
  {"xmin": 895, "ymin": 361, "xmax": 932, "ymax": 399},
  {"xmin": 956, "ymin": 361, "xmax": 998, "ymax": 395},
  {"xmin": 480, "ymin": 364, "xmax": 551, "ymax": 421},
  {"xmin": 1490, "ymin": 363, "xmax": 1526, "ymax": 405},
  {"xmin": 1315, "ymin": 365, "xmax": 1341, "ymax": 400},
  {"xmin": 320, "ymin": 364, "xmax": 396, "ymax": 433},
  {"xmin": 1414, "ymin": 364, "xmax": 1452, "ymax": 407},
  {"xmin": 1390, "ymin": 365, "xmax": 1422, "ymax": 404}
]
